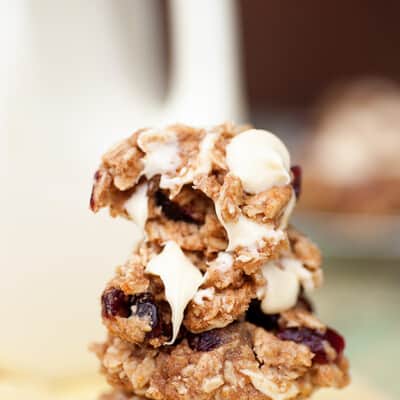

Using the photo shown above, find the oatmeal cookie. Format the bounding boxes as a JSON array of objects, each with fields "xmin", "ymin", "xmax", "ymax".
[
  {"xmin": 90, "ymin": 124, "xmax": 300, "ymax": 270},
  {"xmin": 100, "ymin": 227, "xmax": 322, "ymax": 347},
  {"xmin": 93, "ymin": 308, "xmax": 349, "ymax": 400},
  {"xmin": 99, "ymin": 391, "xmax": 146, "ymax": 400}
]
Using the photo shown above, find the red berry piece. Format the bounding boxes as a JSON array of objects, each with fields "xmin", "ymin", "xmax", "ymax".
[
  {"xmin": 131, "ymin": 293, "xmax": 159, "ymax": 329},
  {"xmin": 102, "ymin": 290, "xmax": 170, "ymax": 339},
  {"xmin": 101, "ymin": 288, "xmax": 132, "ymax": 318},
  {"xmin": 187, "ymin": 329, "xmax": 224, "ymax": 352},
  {"xmin": 324, "ymin": 328, "xmax": 346, "ymax": 356},
  {"xmin": 278, "ymin": 327, "xmax": 328, "ymax": 363},
  {"xmin": 89, "ymin": 170, "xmax": 102, "ymax": 211},
  {"xmin": 278, "ymin": 326, "xmax": 345, "ymax": 364},
  {"xmin": 290, "ymin": 165, "xmax": 302, "ymax": 198}
]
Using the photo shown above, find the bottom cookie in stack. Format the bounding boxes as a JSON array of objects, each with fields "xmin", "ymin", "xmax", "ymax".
[
  {"xmin": 94, "ymin": 303, "xmax": 349, "ymax": 400},
  {"xmin": 99, "ymin": 391, "xmax": 146, "ymax": 400}
]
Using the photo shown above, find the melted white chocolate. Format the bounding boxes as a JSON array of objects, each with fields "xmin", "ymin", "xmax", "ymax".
[
  {"xmin": 281, "ymin": 257, "xmax": 315, "ymax": 291},
  {"xmin": 258, "ymin": 257, "xmax": 316, "ymax": 314},
  {"xmin": 137, "ymin": 129, "xmax": 181, "ymax": 179},
  {"xmin": 226, "ymin": 216, "xmax": 283, "ymax": 252},
  {"xmin": 160, "ymin": 131, "xmax": 219, "ymax": 194},
  {"xmin": 145, "ymin": 241, "xmax": 204, "ymax": 344},
  {"xmin": 215, "ymin": 197, "xmax": 284, "ymax": 254},
  {"xmin": 124, "ymin": 182, "xmax": 148, "ymax": 234},
  {"xmin": 259, "ymin": 261, "xmax": 300, "ymax": 314}
]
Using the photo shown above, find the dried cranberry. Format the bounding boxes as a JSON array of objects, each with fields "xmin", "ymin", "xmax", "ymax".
[
  {"xmin": 131, "ymin": 293, "xmax": 172, "ymax": 340},
  {"xmin": 131, "ymin": 293, "xmax": 158, "ymax": 328},
  {"xmin": 155, "ymin": 190, "xmax": 199, "ymax": 224},
  {"xmin": 290, "ymin": 165, "xmax": 302, "ymax": 198},
  {"xmin": 278, "ymin": 327, "xmax": 345, "ymax": 364},
  {"xmin": 245, "ymin": 300, "xmax": 280, "ymax": 331},
  {"xmin": 89, "ymin": 170, "xmax": 101, "ymax": 210},
  {"xmin": 89, "ymin": 194, "xmax": 95, "ymax": 210},
  {"xmin": 101, "ymin": 288, "xmax": 132, "ymax": 318},
  {"xmin": 324, "ymin": 328, "xmax": 346, "ymax": 356},
  {"xmin": 278, "ymin": 328, "xmax": 327, "ymax": 363},
  {"xmin": 187, "ymin": 329, "xmax": 224, "ymax": 352},
  {"xmin": 160, "ymin": 321, "xmax": 173, "ymax": 340},
  {"xmin": 145, "ymin": 316, "xmax": 172, "ymax": 340},
  {"xmin": 102, "ymin": 290, "xmax": 173, "ymax": 340}
]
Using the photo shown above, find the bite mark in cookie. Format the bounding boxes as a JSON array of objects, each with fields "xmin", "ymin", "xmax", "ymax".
[{"xmin": 278, "ymin": 327, "xmax": 345, "ymax": 364}]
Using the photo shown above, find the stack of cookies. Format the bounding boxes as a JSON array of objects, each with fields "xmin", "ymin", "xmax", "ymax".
[{"xmin": 90, "ymin": 123, "xmax": 350, "ymax": 400}]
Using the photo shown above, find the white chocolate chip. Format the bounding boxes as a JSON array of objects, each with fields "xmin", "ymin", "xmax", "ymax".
[
  {"xmin": 145, "ymin": 241, "xmax": 204, "ymax": 344},
  {"xmin": 226, "ymin": 129, "xmax": 291, "ymax": 194}
]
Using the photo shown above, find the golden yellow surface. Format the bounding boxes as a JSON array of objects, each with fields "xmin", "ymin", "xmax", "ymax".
[
  {"xmin": 0, "ymin": 373, "xmax": 107, "ymax": 400},
  {"xmin": 0, "ymin": 373, "xmax": 390, "ymax": 400}
]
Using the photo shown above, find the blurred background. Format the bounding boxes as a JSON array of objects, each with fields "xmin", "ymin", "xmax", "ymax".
[{"xmin": 1, "ymin": 1, "xmax": 399, "ymax": 399}]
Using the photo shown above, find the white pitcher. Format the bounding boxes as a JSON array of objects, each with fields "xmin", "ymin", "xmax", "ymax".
[{"xmin": 0, "ymin": 0, "xmax": 246, "ymax": 379}]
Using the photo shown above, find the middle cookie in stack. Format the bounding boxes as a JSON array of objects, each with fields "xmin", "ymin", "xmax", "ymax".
[{"xmin": 91, "ymin": 124, "xmax": 349, "ymax": 400}]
